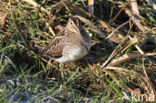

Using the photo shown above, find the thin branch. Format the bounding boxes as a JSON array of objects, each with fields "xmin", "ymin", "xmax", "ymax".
[
  {"xmin": 106, "ymin": 18, "xmax": 131, "ymax": 39},
  {"xmin": 88, "ymin": 0, "xmax": 94, "ymax": 16}
]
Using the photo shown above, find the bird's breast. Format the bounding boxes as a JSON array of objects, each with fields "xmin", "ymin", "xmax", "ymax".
[{"xmin": 68, "ymin": 45, "xmax": 88, "ymax": 61}]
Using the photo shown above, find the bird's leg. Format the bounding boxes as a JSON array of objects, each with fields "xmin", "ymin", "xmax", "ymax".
[
  {"xmin": 59, "ymin": 63, "xmax": 64, "ymax": 78},
  {"xmin": 46, "ymin": 58, "xmax": 55, "ymax": 69},
  {"xmin": 46, "ymin": 59, "xmax": 52, "ymax": 69}
]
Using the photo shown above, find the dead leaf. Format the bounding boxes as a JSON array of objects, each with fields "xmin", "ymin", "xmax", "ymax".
[
  {"xmin": 108, "ymin": 52, "xmax": 156, "ymax": 66},
  {"xmin": 0, "ymin": 13, "xmax": 8, "ymax": 29},
  {"xmin": 75, "ymin": 16, "xmax": 106, "ymax": 38},
  {"xmin": 68, "ymin": 4, "xmax": 91, "ymax": 17},
  {"xmin": 101, "ymin": 35, "xmax": 129, "ymax": 68}
]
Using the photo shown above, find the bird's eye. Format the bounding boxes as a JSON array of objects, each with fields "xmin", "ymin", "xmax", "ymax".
[{"xmin": 70, "ymin": 22, "xmax": 73, "ymax": 25}]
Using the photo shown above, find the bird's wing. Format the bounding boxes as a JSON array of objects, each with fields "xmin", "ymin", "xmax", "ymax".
[{"xmin": 46, "ymin": 31, "xmax": 66, "ymax": 58}]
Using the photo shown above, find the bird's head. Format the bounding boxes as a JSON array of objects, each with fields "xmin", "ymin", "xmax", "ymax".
[{"xmin": 67, "ymin": 16, "xmax": 81, "ymax": 30}]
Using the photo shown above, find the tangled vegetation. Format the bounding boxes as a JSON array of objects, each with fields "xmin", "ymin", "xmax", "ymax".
[{"xmin": 0, "ymin": 0, "xmax": 156, "ymax": 102}]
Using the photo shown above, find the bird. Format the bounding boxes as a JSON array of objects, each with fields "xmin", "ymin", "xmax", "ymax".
[
  {"xmin": 43, "ymin": 16, "xmax": 91, "ymax": 63},
  {"xmin": 37, "ymin": 16, "xmax": 91, "ymax": 78}
]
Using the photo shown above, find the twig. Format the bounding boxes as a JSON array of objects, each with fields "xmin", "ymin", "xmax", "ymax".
[
  {"xmin": 129, "ymin": 0, "xmax": 146, "ymax": 32},
  {"xmin": 88, "ymin": 0, "xmax": 94, "ymax": 16},
  {"xmin": 101, "ymin": 35, "xmax": 129, "ymax": 68},
  {"xmin": 130, "ymin": 0, "xmax": 140, "ymax": 15},
  {"xmin": 108, "ymin": 52, "xmax": 156, "ymax": 66},
  {"xmin": 106, "ymin": 18, "xmax": 131, "ymax": 39},
  {"xmin": 125, "ymin": 8, "xmax": 147, "ymax": 32},
  {"xmin": 128, "ymin": 35, "xmax": 144, "ymax": 54},
  {"xmin": 111, "ymin": 1, "xmax": 129, "ymax": 23},
  {"xmin": 98, "ymin": 20, "xmax": 124, "ymax": 43}
]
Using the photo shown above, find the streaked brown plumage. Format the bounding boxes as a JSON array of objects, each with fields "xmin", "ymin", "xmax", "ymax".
[{"xmin": 43, "ymin": 16, "xmax": 91, "ymax": 63}]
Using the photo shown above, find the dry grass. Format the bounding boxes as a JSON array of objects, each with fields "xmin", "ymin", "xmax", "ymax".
[{"xmin": 0, "ymin": 0, "xmax": 156, "ymax": 102}]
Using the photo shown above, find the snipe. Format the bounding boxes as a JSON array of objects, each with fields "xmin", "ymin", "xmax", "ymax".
[{"xmin": 43, "ymin": 16, "xmax": 91, "ymax": 63}]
